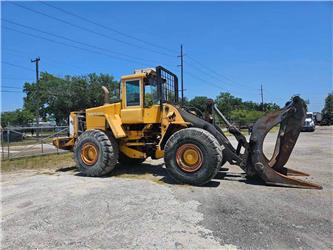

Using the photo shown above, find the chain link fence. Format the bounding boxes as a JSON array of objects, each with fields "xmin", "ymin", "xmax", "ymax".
[{"xmin": 1, "ymin": 126, "xmax": 69, "ymax": 160}]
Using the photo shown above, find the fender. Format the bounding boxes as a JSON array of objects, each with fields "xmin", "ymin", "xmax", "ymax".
[{"xmin": 105, "ymin": 114, "xmax": 126, "ymax": 138}]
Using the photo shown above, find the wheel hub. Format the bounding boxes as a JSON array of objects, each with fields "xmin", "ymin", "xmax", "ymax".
[
  {"xmin": 176, "ymin": 144, "xmax": 203, "ymax": 172},
  {"xmin": 81, "ymin": 142, "xmax": 98, "ymax": 166}
]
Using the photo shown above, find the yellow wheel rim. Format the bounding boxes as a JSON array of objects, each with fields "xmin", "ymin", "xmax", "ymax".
[
  {"xmin": 176, "ymin": 144, "xmax": 203, "ymax": 173},
  {"xmin": 81, "ymin": 143, "xmax": 98, "ymax": 166}
]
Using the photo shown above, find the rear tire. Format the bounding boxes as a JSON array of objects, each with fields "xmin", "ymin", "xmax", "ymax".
[
  {"xmin": 118, "ymin": 153, "xmax": 146, "ymax": 165},
  {"xmin": 164, "ymin": 128, "xmax": 222, "ymax": 186},
  {"xmin": 74, "ymin": 130, "xmax": 119, "ymax": 176}
]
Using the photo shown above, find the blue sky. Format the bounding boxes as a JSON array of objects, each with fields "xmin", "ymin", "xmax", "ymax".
[{"xmin": 1, "ymin": 1, "xmax": 332, "ymax": 112}]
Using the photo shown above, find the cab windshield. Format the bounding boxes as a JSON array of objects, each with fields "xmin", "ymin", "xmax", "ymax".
[{"xmin": 144, "ymin": 76, "xmax": 159, "ymax": 106}]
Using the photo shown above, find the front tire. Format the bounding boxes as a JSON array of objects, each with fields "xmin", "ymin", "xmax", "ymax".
[
  {"xmin": 164, "ymin": 128, "xmax": 222, "ymax": 186},
  {"xmin": 74, "ymin": 130, "xmax": 119, "ymax": 176}
]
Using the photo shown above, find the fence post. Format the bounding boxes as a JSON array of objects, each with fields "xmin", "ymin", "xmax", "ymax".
[
  {"xmin": 41, "ymin": 138, "xmax": 44, "ymax": 154},
  {"xmin": 1, "ymin": 131, "xmax": 4, "ymax": 159},
  {"xmin": 56, "ymin": 135, "xmax": 59, "ymax": 154},
  {"xmin": 7, "ymin": 130, "xmax": 10, "ymax": 159}
]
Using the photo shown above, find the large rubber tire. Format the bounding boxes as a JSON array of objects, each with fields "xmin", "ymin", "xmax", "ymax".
[
  {"xmin": 164, "ymin": 128, "xmax": 222, "ymax": 186},
  {"xmin": 74, "ymin": 130, "xmax": 119, "ymax": 176},
  {"xmin": 118, "ymin": 152, "xmax": 146, "ymax": 165}
]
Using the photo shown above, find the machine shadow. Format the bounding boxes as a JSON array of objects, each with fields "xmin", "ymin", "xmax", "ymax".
[
  {"xmin": 214, "ymin": 170, "xmax": 267, "ymax": 187},
  {"xmin": 70, "ymin": 162, "xmax": 221, "ymax": 187},
  {"xmin": 111, "ymin": 162, "xmax": 169, "ymax": 179},
  {"xmin": 58, "ymin": 162, "xmax": 266, "ymax": 187},
  {"xmin": 56, "ymin": 166, "xmax": 77, "ymax": 172}
]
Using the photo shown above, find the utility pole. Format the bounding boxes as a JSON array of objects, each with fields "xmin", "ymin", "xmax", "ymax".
[
  {"xmin": 31, "ymin": 57, "xmax": 40, "ymax": 137},
  {"xmin": 178, "ymin": 44, "xmax": 184, "ymax": 104},
  {"xmin": 260, "ymin": 84, "xmax": 264, "ymax": 111}
]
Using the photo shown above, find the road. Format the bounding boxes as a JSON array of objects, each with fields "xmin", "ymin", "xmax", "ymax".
[{"xmin": 1, "ymin": 126, "xmax": 332, "ymax": 249}]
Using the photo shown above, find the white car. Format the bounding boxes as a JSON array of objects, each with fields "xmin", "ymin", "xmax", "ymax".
[{"xmin": 302, "ymin": 112, "xmax": 315, "ymax": 132}]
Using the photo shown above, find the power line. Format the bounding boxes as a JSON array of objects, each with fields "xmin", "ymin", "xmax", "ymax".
[
  {"xmin": 39, "ymin": 1, "xmax": 178, "ymax": 56},
  {"xmin": 3, "ymin": 26, "xmax": 152, "ymax": 67},
  {"xmin": 185, "ymin": 60, "xmax": 259, "ymax": 95},
  {"xmin": 3, "ymin": 47, "xmax": 87, "ymax": 73},
  {"xmin": 3, "ymin": 23, "xmax": 178, "ymax": 70},
  {"xmin": 185, "ymin": 71, "xmax": 224, "ymax": 91},
  {"xmin": 2, "ymin": 61, "xmax": 34, "ymax": 72},
  {"xmin": 2, "ymin": 77, "xmax": 34, "ymax": 81},
  {"xmin": 186, "ymin": 54, "xmax": 257, "ymax": 90},
  {"xmin": 0, "ymin": 90, "xmax": 22, "ymax": 93},
  {"xmin": 10, "ymin": 2, "xmax": 176, "ymax": 58},
  {"xmin": 186, "ymin": 55, "xmax": 284, "ymax": 103},
  {"xmin": 5, "ymin": 2, "xmax": 283, "ymax": 104},
  {"xmin": 2, "ymin": 19, "xmax": 164, "ymax": 66},
  {"xmin": 185, "ymin": 70, "xmax": 255, "ymax": 98},
  {"xmin": 1, "ymin": 85, "xmax": 22, "ymax": 89}
]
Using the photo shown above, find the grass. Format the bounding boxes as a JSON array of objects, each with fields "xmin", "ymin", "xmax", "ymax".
[{"xmin": 1, "ymin": 153, "xmax": 74, "ymax": 173}]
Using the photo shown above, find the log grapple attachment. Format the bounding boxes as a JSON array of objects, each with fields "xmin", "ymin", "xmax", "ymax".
[
  {"xmin": 212, "ymin": 96, "xmax": 322, "ymax": 189},
  {"xmin": 248, "ymin": 96, "xmax": 322, "ymax": 189}
]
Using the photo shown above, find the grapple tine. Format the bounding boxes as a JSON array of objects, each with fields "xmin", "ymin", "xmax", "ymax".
[
  {"xmin": 274, "ymin": 166, "xmax": 310, "ymax": 176},
  {"xmin": 254, "ymin": 163, "xmax": 322, "ymax": 189},
  {"xmin": 248, "ymin": 96, "xmax": 322, "ymax": 189}
]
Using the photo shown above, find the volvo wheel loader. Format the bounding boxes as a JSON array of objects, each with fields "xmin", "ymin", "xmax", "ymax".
[{"xmin": 53, "ymin": 66, "xmax": 322, "ymax": 189}]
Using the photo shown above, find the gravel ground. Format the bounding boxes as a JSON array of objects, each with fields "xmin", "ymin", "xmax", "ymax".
[{"xmin": 1, "ymin": 126, "xmax": 332, "ymax": 249}]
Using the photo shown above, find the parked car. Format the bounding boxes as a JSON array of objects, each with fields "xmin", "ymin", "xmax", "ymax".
[{"xmin": 302, "ymin": 112, "xmax": 315, "ymax": 132}]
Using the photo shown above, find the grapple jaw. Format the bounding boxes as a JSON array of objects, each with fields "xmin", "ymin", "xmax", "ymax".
[{"xmin": 248, "ymin": 96, "xmax": 322, "ymax": 189}]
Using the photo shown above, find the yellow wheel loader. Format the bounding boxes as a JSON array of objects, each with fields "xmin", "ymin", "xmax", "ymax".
[{"xmin": 53, "ymin": 66, "xmax": 322, "ymax": 189}]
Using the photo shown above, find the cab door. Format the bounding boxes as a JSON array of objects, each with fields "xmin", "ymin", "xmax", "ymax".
[{"xmin": 120, "ymin": 77, "xmax": 144, "ymax": 123}]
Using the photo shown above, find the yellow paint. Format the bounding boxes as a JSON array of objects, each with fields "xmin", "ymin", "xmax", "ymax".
[
  {"xmin": 143, "ymin": 105, "xmax": 161, "ymax": 123},
  {"xmin": 154, "ymin": 149, "xmax": 164, "ymax": 159},
  {"xmin": 183, "ymin": 148, "xmax": 199, "ymax": 165},
  {"xmin": 121, "ymin": 108, "xmax": 144, "ymax": 123},
  {"xmin": 54, "ymin": 68, "xmax": 190, "ymax": 161},
  {"xmin": 125, "ymin": 142, "xmax": 145, "ymax": 146},
  {"xmin": 120, "ymin": 144, "xmax": 146, "ymax": 159},
  {"xmin": 105, "ymin": 114, "xmax": 126, "ymax": 138},
  {"xmin": 121, "ymin": 72, "xmax": 146, "ymax": 81},
  {"xmin": 158, "ymin": 104, "xmax": 188, "ymax": 150},
  {"xmin": 80, "ymin": 142, "xmax": 98, "ymax": 165},
  {"xmin": 52, "ymin": 137, "xmax": 75, "ymax": 149}
]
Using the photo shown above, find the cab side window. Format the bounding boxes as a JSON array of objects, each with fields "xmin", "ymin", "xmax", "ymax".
[
  {"xmin": 144, "ymin": 77, "xmax": 159, "ymax": 107},
  {"xmin": 126, "ymin": 80, "xmax": 140, "ymax": 106}
]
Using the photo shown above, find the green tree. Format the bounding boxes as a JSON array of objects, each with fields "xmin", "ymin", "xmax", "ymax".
[
  {"xmin": 262, "ymin": 102, "xmax": 280, "ymax": 112},
  {"xmin": 1, "ymin": 109, "xmax": 34, "ymax": 127},
  {"xmin": 229, "ymin": 109, "xmax": 264, "ymax": 127},
  {"xmin": 215, "ymin": 92, "xmax": 243, "ymax": 118},
  {"xmin": 189, "ymin": 96, "xmax": 209, "ymax": 112},
  {"xmin": 187, "ymin": 92, "xmax": 279, "ymax": 127},
  {"xmin": 322, "ymin": 92, "xmax": 333, "ymax": 125},
  {"xmin": 23, "ymin": 72, "xmax": 119, "ymax": 125}
]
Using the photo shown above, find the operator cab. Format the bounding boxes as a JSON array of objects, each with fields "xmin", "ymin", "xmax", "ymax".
[
  {"xmin": 121, "ymin": 66, "xmax": 178, "ymax": 108},
  {"xmin": 120, "ymin": 66, "xmax": 179, "ymax": 124}
]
